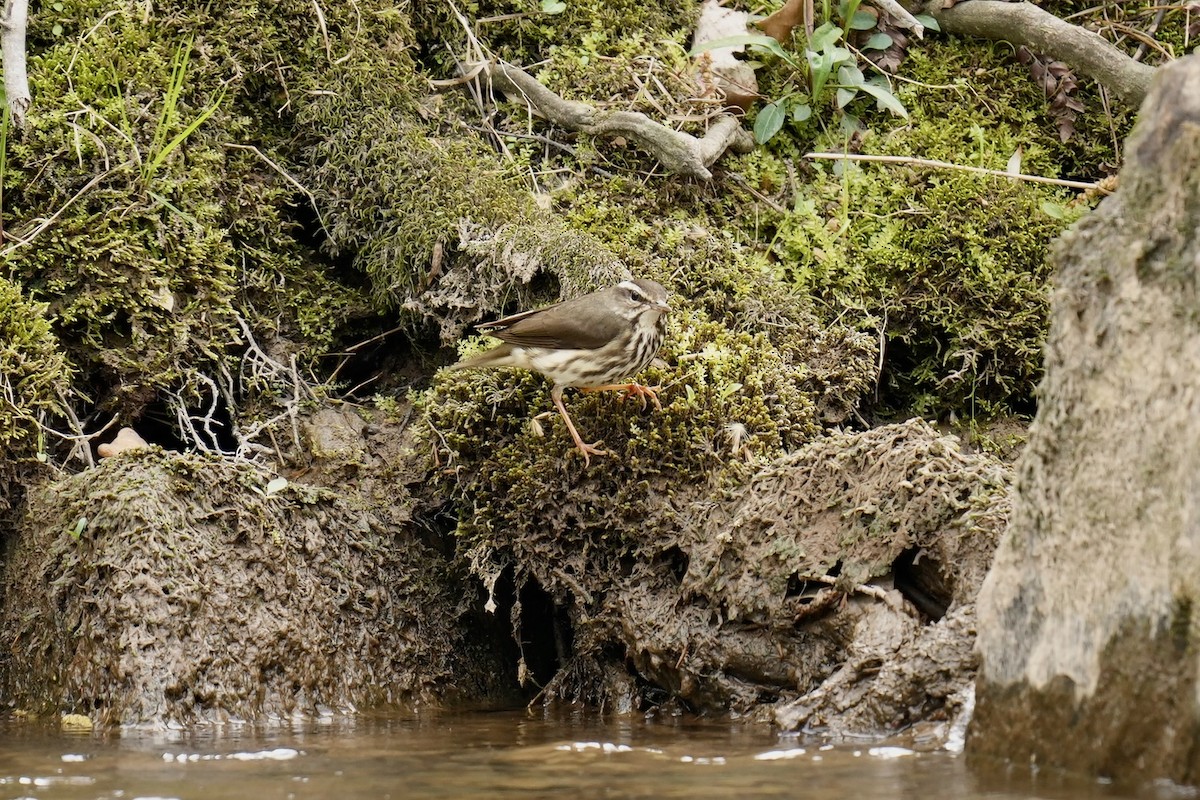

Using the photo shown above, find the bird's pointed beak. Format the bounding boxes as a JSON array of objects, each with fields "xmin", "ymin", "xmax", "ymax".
[{"xmin": 656, "ymin": 300, "xmax": 671, "ymax": 313}]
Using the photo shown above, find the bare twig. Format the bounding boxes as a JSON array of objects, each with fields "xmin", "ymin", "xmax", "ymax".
[
  {"xmin": 0, "ymin": 169, "xmax": 112, "ymax": 254},
  {"xmin": 311, "ymin": 0, "xmax": 332, "ymax": 61},
  {"xmin": 726, "ymin": 172, "xmax": 789, "ymax": 214},
  {"xmin": 804, "ymin": 151, "xmax": 1108, "ymax": 193},
  {"xmin": 469, "ymin": 60, "xmax": 754, "ymax": 180},
  {"xmin": 35, "ymin": 394, "xmax": 121, "ymax": 470},
  {"xmin": 794, "ymin": 573, "xmax": 909, "ymax": 612},
  {"xmin": 222, "ymin": 143, "xmax": 329, "ymax": 235}
]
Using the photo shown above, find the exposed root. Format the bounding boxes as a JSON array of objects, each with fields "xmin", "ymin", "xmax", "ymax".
[{"xmin": 468, "ymin": 60, "xmax": 754, "ymax": 180}]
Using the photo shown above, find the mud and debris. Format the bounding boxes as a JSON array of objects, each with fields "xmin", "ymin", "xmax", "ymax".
[
  {"xmin": 453, "ymin": 418, "xmax": 1010, "ymax": 734},
  {"xmin": 0, "ymin": 447, "xmax": 505, "ymax": 728}
]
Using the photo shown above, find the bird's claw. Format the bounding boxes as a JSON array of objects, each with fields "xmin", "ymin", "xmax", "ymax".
[
  {"xmin": 582, "ymin": 382, "xmax": 663, "ymax": 411},
  {"xmin": 577, "ymin": 440, "xmax": 608, "ymax": 467},
  {"xmin": 618, "ymin": 383, "xmax": 662, "ymax": 411}
]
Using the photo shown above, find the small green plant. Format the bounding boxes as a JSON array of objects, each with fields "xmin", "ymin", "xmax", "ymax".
[
  {"xmin": 692, "ymin": 3, "xmax": 937, "ymax": 143},
  {"xmin": 141, "ymin": 37, "xmax": 226, "ymax": 187},
  {"xmin": 67, "ymin": 516, "xmax": 88, "ymax": 541}
]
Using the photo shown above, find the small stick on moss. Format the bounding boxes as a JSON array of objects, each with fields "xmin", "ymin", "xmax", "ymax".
[
  {"xmin": 804, "ymin": 151, "xmax": 1109, "ymax": 193},
  {"xmin": 794, "ymin": 573, "xmax": 909, "ymax": 612},
  {"xmin": 223, "ymin": 143, "xmax": 329, "ymax": 235},
  {"xmin": 727, "ymin": 172, "xmax": 788, "ymax": 214},
  {"xmin": 1, "ymin": 169, "xmax": 110, "ymax": 255},
  {"xmin": 468, "ymin": 60, "xmax": 754, "ymax": 180}
]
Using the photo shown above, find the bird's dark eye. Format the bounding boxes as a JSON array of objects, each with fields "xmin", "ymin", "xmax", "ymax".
[{"xmin": 629, "ymin": 289, "xmax": 644, "ymax": 302}]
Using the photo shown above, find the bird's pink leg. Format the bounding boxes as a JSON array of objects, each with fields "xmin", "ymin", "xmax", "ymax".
[
  {"xmin": 580, "ymin": 383, "xmax": 663, "ymax": 411},
  {"xmin": 552, "ymin": 386, "xmax": 608, "ymax": 466}
]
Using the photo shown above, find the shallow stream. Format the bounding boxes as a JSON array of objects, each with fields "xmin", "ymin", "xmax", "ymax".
[{"xmin": 0, "ymin": 709, "xmax": 1154, "ymax": 799}]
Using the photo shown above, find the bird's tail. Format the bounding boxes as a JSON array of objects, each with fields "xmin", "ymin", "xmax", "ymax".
[{"xmin": 449, "ymin": 343, "xmax": 514, "ymax": 371}]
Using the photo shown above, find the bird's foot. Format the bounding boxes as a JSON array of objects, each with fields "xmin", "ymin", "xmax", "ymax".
[
  {"xmin": 575, "ymin": 440, "xmax": 609, "ymax": 467},
  {"xmin": 582, "ymin": 382, "xmax": 663, "ymax": 411}
]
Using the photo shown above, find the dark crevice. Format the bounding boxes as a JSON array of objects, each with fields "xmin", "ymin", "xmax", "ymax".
[{"xmin": 893, "ymin": 546, "xmax": 950, "ymax": 621}]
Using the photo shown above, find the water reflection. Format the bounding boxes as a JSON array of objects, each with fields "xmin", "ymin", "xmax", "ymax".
[{"xmin": 0, "ymin": 709, "xmax": 1145, "ymax": 799}]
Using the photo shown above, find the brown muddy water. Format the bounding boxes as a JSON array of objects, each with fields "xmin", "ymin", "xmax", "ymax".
[{"xmin": 0, "ymin": 708, "xmax": 1170, "ymax": 799}]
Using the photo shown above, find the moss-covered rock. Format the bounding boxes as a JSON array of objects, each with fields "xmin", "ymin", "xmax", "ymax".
[
  {"xmin": 0, "ymin": 449, "xmax": 489, "ymax": 727},
  {"xmin": 5, "ymin": 1, "xmax": 380, "ymax": 418}
]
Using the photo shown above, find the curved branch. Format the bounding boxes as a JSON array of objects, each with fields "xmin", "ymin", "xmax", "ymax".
[
  {"xmin": 923, "ymin": 0, "xmax": 1155, "ymax": 108},
  {"xmin": 475, "ymin": 61, "xmax": 754, "ymax": 181}
]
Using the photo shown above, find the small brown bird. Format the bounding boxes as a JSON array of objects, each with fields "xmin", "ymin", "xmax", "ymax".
[{"xmin": 452, "ymin": 278, "xmax": 671, "ymax": 465}]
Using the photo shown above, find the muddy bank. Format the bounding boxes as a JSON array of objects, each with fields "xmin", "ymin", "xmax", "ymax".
[
  {"xmin": 0, "ymin": 448, "xmax": 512, "ymax": 728},
  {"xmin": 0, "ymin": 408, "xmax": 1009, "ymax": 733},
  {"xmin": 423, "ymin": 412, "xmax": 1008, "ymax": 734}
]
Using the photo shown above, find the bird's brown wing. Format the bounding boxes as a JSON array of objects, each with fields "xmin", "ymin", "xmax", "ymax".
[{"xmin": 477, "ymin": 289, "xmax": 625, "ymax": 350}]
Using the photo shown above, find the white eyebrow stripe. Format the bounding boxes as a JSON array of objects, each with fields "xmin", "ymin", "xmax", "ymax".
[{"xmin": 617, "ymin": 280, "xmax": 641, "ymax": 293}]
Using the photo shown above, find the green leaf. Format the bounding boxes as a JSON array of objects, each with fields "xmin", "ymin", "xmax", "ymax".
[
  {"xmin": 828, "ymin": 46, "xmax": 853, "ymax": 64},
  {"xmin": 859, "ymin": 78, "xmax": 908, "ymax": 116},
  {"xmin": 541, "ymin": 0, "xmax": 566, "ymax": 13},
  {"xmin": 849, "ymin": 10, "xmax": 878, "ymax": 29},
  {"xmin": 793, "ymin": 197, "xmax": 818, "ymax": 215},
  {"xmin": 838, "ymin": 64, "xmax": 866, "ymax": 87},
  {"xmin": 836, "ymin": 87, "xmax": 857, "ymax": 108},
  {"xmin": 690, "ymin": 33, "xmax": 788, "ymax": 59},
  {"xmin": 754, "ymin": 101, "xmax": 786, "ymax": 143},
  {"xmin": 865, "ymin": 32, "xmax": 893, "ymax": 50},
  {"xmin": 265, "ymin": 477, "xmax": 289, "ymax": 495},
  {"xmin": 809, "ymin": 21, "xmax": 842, "ymax": 52},
  {"xmin": 68, "ymin": 516, "xmax": 88, "ymax": 540},
  {"xmin": 792, "ymin": 103, "xmax": 813, "ymax": 122},
  {"xmin": 1040, "ymin": 201, "xmax": 1067, "ymax": 219},
  {"xmin": 808, "ymin": 48, "xmax": 837, "ymax": 100},
  {"xmin": 915, "ymin": 13, "xmax": 940, "ymax": 31},
  {"xmin": 52, "ymin": 22, "xmax": 63, "ymax": 36}
]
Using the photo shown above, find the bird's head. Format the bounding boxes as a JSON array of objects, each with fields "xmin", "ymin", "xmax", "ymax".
[{"xmin": 616, "ymin": 279, "xmax": 671, "ymax": 325}]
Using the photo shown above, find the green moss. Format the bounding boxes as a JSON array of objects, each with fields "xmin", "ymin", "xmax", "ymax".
[
  {"xmin": 0, "ymin": 278, "xmax": 72, "ymax": 453},
  {"xmin": 4, "ymin": 1, "xmax": 396, "ymax": 415},
  {"xmin": 735, "ymin": 42, "xmax": 1102, "ymax": 417},
  {"xmin": 415, "ymin": 0, "xmax": 696, "ymax": 83},
  {"xmin": 420, "ymin": 293, "xmax": 824, "ymax": 571}
]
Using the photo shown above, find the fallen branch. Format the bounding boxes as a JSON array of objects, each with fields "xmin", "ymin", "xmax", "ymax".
[
  {"xmin": 923, "ymin": 0, "xmax": 1155, "ymax": 109},
  {"xmin": 805, "ymin": 151, "xmax": 1109, "ymax": 193},
  {"xmin": 0, "ymin": 0, "xmax": 31, "ymax": 128},
  {"xmin": 471, "ymin": 60, "xmax": 754, "ymax": 180}
]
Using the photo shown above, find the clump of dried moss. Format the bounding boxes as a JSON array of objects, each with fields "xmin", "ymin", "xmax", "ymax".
[
  {"xmin": 0, "ymin": 449, "xmax": 478, "ymax": 726},
  {"xmin": 686, "ymin": 418, "xmax": 1011, "ymax": 619},
  {"xmin": 591, "ymin": 419, "xmax": 1011, "ymax": 716}
]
